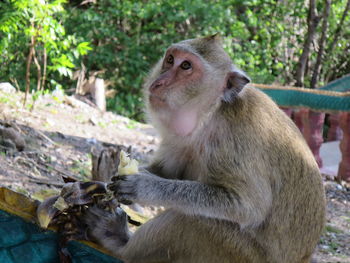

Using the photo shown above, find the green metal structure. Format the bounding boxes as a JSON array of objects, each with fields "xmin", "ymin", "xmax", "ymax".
[{"xmin": 253, "ymin": 74, "xmax": 350, "ymax": 112}]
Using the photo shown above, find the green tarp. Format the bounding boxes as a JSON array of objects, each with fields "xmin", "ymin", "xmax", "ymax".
[{"xmin": 0, "ymin": 210, "xmax": 123, "ymax": 263}]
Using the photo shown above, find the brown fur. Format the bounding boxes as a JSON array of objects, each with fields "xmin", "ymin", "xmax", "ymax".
[{"xmin": 88, "ymin": 36, "xmax": 326, "ymax": 263}]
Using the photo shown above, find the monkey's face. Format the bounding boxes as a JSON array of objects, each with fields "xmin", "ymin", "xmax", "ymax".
[
  {"xmin": 148, "ymin": 47, "xmax": 209, "ymax": 110},
  {"xmin": 145, "ymin": 36, "xmax": 250, "ymax": 137},
  {"xmin": 146, "ymin": 47, "xmax": 222, "ymax": 136}
]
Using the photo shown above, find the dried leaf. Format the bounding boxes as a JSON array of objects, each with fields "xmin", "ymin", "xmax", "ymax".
[{"xmin": 37, "ymin": 195, "xmax": 60, "ymax": 228}]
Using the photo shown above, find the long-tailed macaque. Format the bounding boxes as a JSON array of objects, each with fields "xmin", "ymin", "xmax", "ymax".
[{"xmin": 86, "ymin": 35, "xmax": 326, "ymax": 263}]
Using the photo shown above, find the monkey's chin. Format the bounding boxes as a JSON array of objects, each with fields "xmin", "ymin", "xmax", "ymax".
[{"xmin": 149, "ymin": 95, "xmax": 167, "ymax": 108}]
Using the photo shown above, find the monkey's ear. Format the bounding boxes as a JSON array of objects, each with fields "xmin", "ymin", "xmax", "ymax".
[
  {"xmin": 222, "ymin": 71, "xmax": 250, "ymax": 102},
  {"xmin": 204, "ymin": 33, "xmax": 221, "ymax": 42}
]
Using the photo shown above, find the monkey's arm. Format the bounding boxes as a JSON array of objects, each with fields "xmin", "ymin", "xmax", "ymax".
[
  {"xmin": 109, "ymin": 173, "xmax": 272, "ymax": 227},
  {"xmin": 140, "ymin": 160, "xmax": 182, "ymax": 180},
  {"xmin": 140, "ymin": 162, "xmax": 165, "ymax": 177}
]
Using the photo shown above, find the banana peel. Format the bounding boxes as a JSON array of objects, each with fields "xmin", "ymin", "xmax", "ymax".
[
  {"xmin": 37, "ymin": 150, "xmax": 140, "ymax": 230},
  {"xmin": 0, "ymin": 187, "xmax": 39, "ymax": 223},
  {"xmin": 37, "ymin": 181, "xmax": 107, "ymax": 229},
  {"xmin": 118, "ymin": 150, "xmax": 139, "ymax": 175},
  {"xmin": 37, "ymin": 195, "xmax": 60, "ymax": 228}
]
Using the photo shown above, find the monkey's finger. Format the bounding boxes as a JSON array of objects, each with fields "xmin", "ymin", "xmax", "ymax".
[
  {"xmin": 107, "ymin": 183, "xmax": 119, "ymax": 193},
  {"xmin": 115, "ymin": 207, "xmax": 126, "ymax": 216},
  {"xmin": 107, "ymin": 183, "xmax": 117, "ymax": 191},
  {"xmin": 84, "ymin": 207, "xmax": 105, "ymax": 226},
  {"xmin": 108, "ymin": 181, "xmax": 134, "ymax": 193},
  {"xmin": 83, "ymin": 206, "xmax": 115, "ymax": 235},
  {"xmin": 88, "ymin": 206, "xmax": 109, "ymax": 218},
  {"xmin": 112, "ymin": 207, "xmax": 130, "ymax": 225},
  {"xmin": 114, "ymin": 188, "xmax": 135, "ymax": 196},
  {"xmin": 84, "ymin": 209, "xmax": 100, "ymax": 228},
  {"xmin": 117, "ymin": 198, "xmax": 133, "ymax": 205},
  {"xmin": 111, "ymin": 175, "xmax": 128, "ymax": 182}
]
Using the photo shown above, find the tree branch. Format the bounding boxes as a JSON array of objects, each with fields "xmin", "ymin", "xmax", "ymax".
[
  {"xmin": 295, "ymin": 0, "xmax": 321, "ymax": 87},
  {"xmin": 327, "ymin": 0, "xmax": 350, "ymax": 56},
  {"xmin": 32, "ymin": 47, "xmax": 42, "ymax": 91},
  {"xmin": 323, "ymin": 0, "xmax": 350, "ymax": 82},
  {"xmin": 310, "ymin": 0, "xmax": 331, "ymax": 89},
  {"xmin": 41, "ymin": 47, "xmax": 47, "ymax": 91},
  {"xmin": 24, "ymin": 33, "xmax": 35, "ymax": 106}
]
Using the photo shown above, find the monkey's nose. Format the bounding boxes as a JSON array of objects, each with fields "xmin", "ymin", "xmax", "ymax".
[{"xmin": 150, "ymin": 81, "xmax": 164, "ymax": 92}]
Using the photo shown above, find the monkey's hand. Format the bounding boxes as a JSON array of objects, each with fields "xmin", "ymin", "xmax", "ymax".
[
  {"xmin": 108, "ymin": 173, "xmax": 157, "ymax": 205},
  {"xmin": 85, "ymin": 205, "xmax": 130, "ymax": 253}
]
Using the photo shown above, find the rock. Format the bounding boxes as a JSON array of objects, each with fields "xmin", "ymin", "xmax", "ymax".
[
  {"xmin": 336, "ymin": 184, "xmax": 343, "ymax": 190},
  {"xmin": 0, "ymin": 82, "xmax": 16, "ymax": 93},
  {"xmin": 89, "ymin": 116, "xmax": 98, "ymax": 126},
  {"xmin": 320, "ymin": 245, "xmax": 330, "ymax": 250},
  {"xmin": 0, "ymin": 138, "xmax": 17, "ymax": 150},
  {"xmin": 86, "ymin": 137, "xmax": 98, "ymax": 145},
  {"xmin": 0, "ymin": 127, "xmax": 26, "ymax": 151},
  {"xmin": 52, "ymin": 87, "xmax": 65, "ymax": 100}
]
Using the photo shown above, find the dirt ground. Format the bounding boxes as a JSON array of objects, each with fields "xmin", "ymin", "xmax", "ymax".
[{"xmin": 0, "ymin": 89, "xmax": 349, "ymax": 263}]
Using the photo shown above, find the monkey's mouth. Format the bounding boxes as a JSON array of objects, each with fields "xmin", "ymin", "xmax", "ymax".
[{"xmin": 149, "ymin": 94, "xmax": 166, "ymax": 107}]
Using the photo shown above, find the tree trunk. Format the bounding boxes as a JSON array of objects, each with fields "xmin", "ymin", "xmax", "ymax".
[
  {"xmin": 24, "ymin": 35, "xmax": 35, "ymax": 107},
  {"xmin": 33, "ymin": 47, "xmax": 42, "ymax": 91},
  {"xmin": 295, "ymin": 0, "xmax": 320, "ymax": 87},
  {"xmin": 310, "ymin": 0, "xmax": 331, "ymax": 89},
  {"xmin": 91, "ymin": 78, "xmax": 106, "ymax": 112},
  {"xmin": 41, "ymin": 47, "xmax": 47, "ymax": 91}
]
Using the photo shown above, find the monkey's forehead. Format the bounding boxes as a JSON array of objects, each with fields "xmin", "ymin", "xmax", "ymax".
[{"xmin": 167, "ymin": 43, "xmax": 199, "ymax": 56}]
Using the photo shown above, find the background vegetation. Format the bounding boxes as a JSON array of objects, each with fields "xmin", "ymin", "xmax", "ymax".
[{"xmin": 1, "ymin": 0, "xmax": 349, "ymax": 121}]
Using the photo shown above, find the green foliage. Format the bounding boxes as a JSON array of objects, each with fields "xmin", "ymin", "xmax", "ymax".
[
  {"xmin": 1, "ymin": 0, "xmax": 349, "ymax": 121},
  {"xmin": 0, "ymin": 0, "xmax": 91, "ymax": 92},
  {"xmin": 325, "ymin": 225, "xmax": 343, "ymax": 234},
  {"xmin": 64, "ymin": 0, "xmax": 349, "ymax": 121}
]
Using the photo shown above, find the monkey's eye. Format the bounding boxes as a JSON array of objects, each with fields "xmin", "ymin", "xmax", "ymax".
[
  {"xmin": 166, "ymin": 55, "xmax": 174, "ymax": 64},
  {"xmin": 180, "ymin": 61, "xmax": 192, "ymax": 70}
]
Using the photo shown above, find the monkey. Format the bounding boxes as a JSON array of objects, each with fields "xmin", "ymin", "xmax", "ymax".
[{"xmin": 86, "ymin": 34, "xmax": 326, "ymax": 263}]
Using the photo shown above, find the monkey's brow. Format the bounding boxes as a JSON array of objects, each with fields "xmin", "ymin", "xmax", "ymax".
[{"xmin": 167, "ymin": 44, "xmax": 200, "ymax": 57}]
